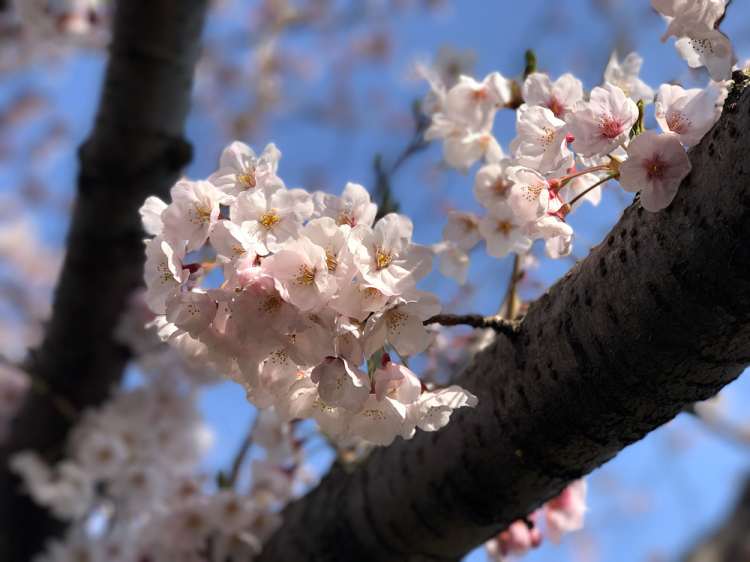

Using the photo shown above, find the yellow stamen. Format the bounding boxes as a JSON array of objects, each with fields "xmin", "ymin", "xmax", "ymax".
[
  {"xmin": 261, "ymin": 209, "xmax": 280, "ymax": 230},
  {"xmin": 325, "ymin": 250, "xmax": 338, "ymax": 271},
  {"xmin": 236, "ymin": 165, "xmax": 256, "ymax": 188},
  {"xmin": 497, "ymin": 221, "xmax": 517, "ymax": 236},
  {"xmin": 294, "ymin": 265, "xmax": 316, "ymax": 286},
  {"xmin": 336, "ymin": 209, "xmax": 354, "ymax": 227},
  {"xmin": 375, "ymin": 244, "xmax": 395, "ymax": 270}
]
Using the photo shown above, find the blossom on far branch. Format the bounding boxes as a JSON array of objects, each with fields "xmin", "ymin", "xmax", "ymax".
[{"xmin": 485, "ymin": 478, "xmax": 588, "ymax": 560}]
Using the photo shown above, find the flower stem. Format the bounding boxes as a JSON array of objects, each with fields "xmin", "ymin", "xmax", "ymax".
[
  {"xmin": 567, "ymin": 175, "xmax": 612, "ymax": 208},
  {"xmin": 423, "ymin": 314, "xmax": 520, "ymax": 337},
  {"xmin": 550, "ymin": 165, "xmax": 609, "ymax": 194}
]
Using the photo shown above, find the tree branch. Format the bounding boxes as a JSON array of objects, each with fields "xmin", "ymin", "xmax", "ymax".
[
  {"xmin": 0, "ymin": 1, "xmax": 208, "ymax": 559},
  {"xmin": 258, "ymin": 71, "xmax": 750, "ymax": 562},
  {"xmin": 423, "ymin": 314, "xmax": 520, "ymax": 338}
]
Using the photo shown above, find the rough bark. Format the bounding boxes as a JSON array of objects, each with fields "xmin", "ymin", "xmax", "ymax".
[
  {"xmin": 685, "ymin": 475, "xmax": 750, "ymax": 562},
  {"xmin": 0, "ymin": 1, "xmax": 208, "ymax": 559},
  {"xmin": 258, "ymin": 72, "xmax": 750, "ymax": 562}
]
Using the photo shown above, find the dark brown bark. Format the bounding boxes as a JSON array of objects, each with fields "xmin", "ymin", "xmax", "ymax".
[
  {"xmin": 258, "ymin": 72, "xmax": 750, "ymax": 562},
  {"xmin": 0, "ymin": 1, "xmax": 208, "ymax": 559}
]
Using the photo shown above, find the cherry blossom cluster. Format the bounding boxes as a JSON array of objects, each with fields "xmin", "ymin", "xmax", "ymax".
[
  {"xmin": 141, "ymin": 141, "xmax": 477, "ymax": 447},
  {"xmin": 485, "ymin": 479, "xmax": 588, "ymax": 560},
  {"xmin": 9, "ymin": 317, "xmax": 310, "ymax": 562},
  {"xmin": 424, "ymin": 0, "xmax": 734, "ymax": 284},
  {"xmin": 13, "ymin": 0, "xmax": 111, "ymax": 44},
  {"xmin": 654, "ymin": 0, "xmax": 737, "ymax": 81}
]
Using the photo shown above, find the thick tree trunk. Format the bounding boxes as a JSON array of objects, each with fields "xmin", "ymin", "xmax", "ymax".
[
  {"xmin": 258, "ymin": 72, "xmax": 750, "ymax": 562},
  {"xmin": 0, "ymin": 1, "xmax": 207, "ymax": 559}
]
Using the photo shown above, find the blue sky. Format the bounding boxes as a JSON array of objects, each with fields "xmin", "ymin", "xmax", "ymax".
[{"xmin": 2, "ymin": 0, "xmax": 750, "ymax": 560}]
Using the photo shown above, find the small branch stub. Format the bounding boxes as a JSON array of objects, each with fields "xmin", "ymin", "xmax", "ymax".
[{"xmin": 424, "ymin": 314, "xmax": 520, "ymax": 337}]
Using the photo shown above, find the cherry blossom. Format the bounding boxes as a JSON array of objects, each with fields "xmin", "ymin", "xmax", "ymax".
[
  {"xmin": 334, "ymin": 316, "xmax": 366, "ymax": 367},
  {"xmin": 165, "ymin": 290, "xmax": 218, "ymax": 338},
  {"xmin": 347, "ymin": 394, "xmax": 407, "ymax": 446},
  {"xmin": 310, "ymin": 357, "xmax": 370, "ymax": 411},
  {"xmin": 486, "ymin": 512, "xmax": 543, "ymax": 559},
  {"xmin": 509, "ymin": 105, "xmax": 573, "ymax": 174},
  {"xmin": 416, "ymin": 62, "xmax": 448, "ymax": 116},
  {"xmin": 521, "ymin": 72, "xmax": 583, "ymax": 118},
  {"xmin": 311, "ymin": 182, "xmax": 377, "ymax": 228},
  {"xmin": 445, "ymin": 73, "xmax": 513, "ymax": 131},
  {"xmin": 208, "ymin": 141, "xmax": 284, "ymax": 201},
  {"xmin": 654, "ymin": 0, "xmax": 725, "ymax": 42},
  {"xmin": 478, "ymin": 203, "xmax": 532, "ymax": 259},
  {"xmin": 566, "ymin": 83, "xmax": 639, "ymax": 157},
  {"xmin": 544, "ymin": 479, "xmax": 588, "ymax": 544},
  {"xmin": 430, "ymin": 44, "xmax": 478, "ymax": 88},
  {"xmin": 373, "ymin": 360, "xmax": 422, "ymax": 404},
  {"xmin": 160, "ymin": 180, "xmax": 222, "ymax": 252},
  {"xmin": 301, "ymin": 217, "xmax": 353, "ymax": 285},
  {"xmin": 363, "ymin": 291, "xmax": 442, "ymax": 358},
  {"xmin": 619, "ymin": 130, "xmax": 692, "ymax": 212},
  {"xmin": 232, "ymin": 187, "xmax": 313, "ymax": 253},
  {"xmin": 506, "ymin": 166, "xmax": 553, "ymax": 224},
  {"xmin": 442, "ymin": 210, "xmax": 482, "ymax": 251},
  {"xmin": 425, "ymin": 116, "xmax": 503, "ymax": 173},
  {"xmin": 526, "ymin": 212, "xmax": 574, "ymax": 259},
  {"xmin": 351, "ymin": 214, "xmax": 433, "ymax": 296},
  {"xmin": 230, "ymin": 276, "xmax": 300, "ymax": 343},
  {"xmin": 424, "ymin": 71, "xmax": 511, "ymax": 173},
  {"xmin": 276, "ymin": 376, "xmax": 348, "ymax": 436},
  {"xmin": 473, "ymin": 157, "xmax": 513, "ymax": 209},
  {"xmin": 140, "ymin": 196, "xmax": 168, "ymax": 237},
  {"xmin": 675, "ymin": 30, "xmax": 737, "ymax": 82},
  {"xmin": 209, "ymin": 220, "xmax": 260, "ymax": 275},
  {"xmin": 402, "ymin": 385, "xmax": 478, "ymax": 438},
  {"xmin": 144, "ymin": 236, "xmax": 188, "ymax": 314},
  {"xmin": 603, "ymin": 52, "xmax": 655, "ymax": 105},
  {"xmin": 331, "ymin": 278, "xmax": 390, "ymax": 322},
  {"xmin": 260, "ymin": 236, "xmax": 335, "ymax": 312},
  {"xmin": 655, "ymin": 84, "xmax": 718, "ymax": 146},
  {"xmin": 432, "ymin": 241, "xmax": 470, "ymax": 285}
]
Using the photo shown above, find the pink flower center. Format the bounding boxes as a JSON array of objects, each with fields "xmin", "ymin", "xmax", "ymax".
[
  {"xmin": 472, "ymin": 87, "xmax": 490, "ymax": 101},
  {"xmin": 545, "ymin": 96, "xmax": 565, "ymax": 119},
  {"xmin": 496, "ymin": 221, "xmax": 517, "ymax": 237},
  {"xmin": 598, "ymin": 115, "xmax": 623, "ymax": 139},
  {"xmin": 645, "ymin": 155, "xmax": 667, "ymax": 179},
  {"xmin": 336, "ymin": 208, "xmax": 355, "ymax": 227},
  {"xmin": 668, "ymin": 110, "xmax": 691, "ymax": 134}
]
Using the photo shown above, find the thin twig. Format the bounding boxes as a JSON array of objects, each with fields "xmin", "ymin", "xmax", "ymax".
[
  {"xmin": 568, "ymin": 175, "xmax": 611, "ymax": 208},
  {"xmin": 226, "ymin": 416, "xmax": 258, "ymax": 489},
  {"xmin": 423, "ymin": 314, "xmax": 520, "ymax": 338},
  {"xmin": 498, "ymin": 253, "xmax": 522, "ymax": 319}
]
